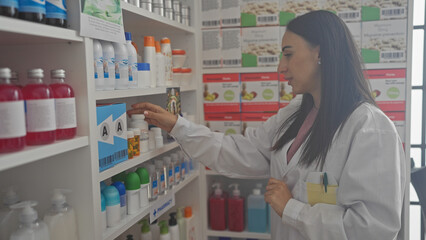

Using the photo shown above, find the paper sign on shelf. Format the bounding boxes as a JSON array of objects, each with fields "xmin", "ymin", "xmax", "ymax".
[{"xmin": 150, "ymin": 190, "xmax": 175, "ymax": 223}]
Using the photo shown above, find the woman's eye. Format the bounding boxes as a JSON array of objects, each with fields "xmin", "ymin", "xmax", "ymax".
[{"xmin": 284, "ymin": 53, "xmax": 292, "ymax": 57}]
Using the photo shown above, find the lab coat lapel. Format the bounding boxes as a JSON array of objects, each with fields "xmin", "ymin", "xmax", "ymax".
[{"xmin": 282, "ymin": 140, "xmax": 304, "ymax": 177}]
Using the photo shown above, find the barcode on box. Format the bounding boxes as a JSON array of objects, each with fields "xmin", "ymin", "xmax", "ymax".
[
  {"xmin": 338, "ymin": 12, "xmax": 360, "ymax": 20},
  {"xmin": 99, "ymin": 150, "xmax": 127, "ymax": 168},
  {"xmin": 258, "ymin": 56, "xmax": 278, "ymax": 64},
  {"xmin": 257, "ymin": 16, "xmax": 278, "ymax": 23},
  {"xmin": 381, "ymin": 51, "xmax": 405, "ymax": 60},
  {"xmin": 381, "ymin": 8, "xmax": 405, "ymax": 17},
  {"xmin": 203, "ymin": 60, "xmax": 221, "ymax": 66},
  {"xmin": 223, "ymin": 59, "xmax": 241, "ymax": 66},
  {"xmin": 222, "ymin": 18, "xmax": 240, "ymax": 25},
  {"xmin": 203, "ymin": 20, "xmax": 220, "ymax": 27}
]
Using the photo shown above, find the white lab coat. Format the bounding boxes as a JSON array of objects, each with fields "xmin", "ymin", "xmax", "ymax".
[{"xmin": 170, "ymin": 95, "xmax": 406, "ymax": 240}]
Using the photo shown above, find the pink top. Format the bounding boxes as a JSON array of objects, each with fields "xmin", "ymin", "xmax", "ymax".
[{"xmin": 287, "ymin": 107, "xmax": 318, "ymax": 163}]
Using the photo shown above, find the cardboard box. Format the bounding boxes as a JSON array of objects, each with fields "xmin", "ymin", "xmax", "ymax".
[
  {"xmin": 202, "ymin": 29, "xmax": 222, "ymax": 68},
  {"xmin": 96, "ymin": 103, "xmax": 128, "ymax": 172},
  {"xmin": 222, "ymin": 28, "xmax": 242, "ymax": 68},
  {"xmin": 384, "ymin": 111, "xmax": 405, "ymax": 143},
  {"xmin": 279, "ymin": 73, "xmax": 295, "ymax": 108},
  {"xmin": 365, "ymin": 69, "xmax": 406, "ymax": 111},
  {"xmin": 241, "ymin": 112, "xmax": 276, "ymax": 135},
  {"xmin": 362, "ymin": 0, "xmax": 407, "ymax": 21},
  {"xmin": 241, "ymin": 72, "xmax": 279, "ymax": 112},
  {"xmin": 221, "ymin": 0, "xmax": 241, "ymax": 27},
  {"xmin": 323, "ymin": 0, "xmax": 361, "ymax": 22},
  {"xmin": 201, "ymin": 0, "xmax": 221, "ymax": 29},
  {"xmin": 279, "ymin": 0, "xmax": 320, "ymax": 26},
  {"xmin": 241, "ymin": 0, "xmax": 279, "ymax": 27},
  {"xmin": 204, "ymin": 113, "xmax": 242, "ymax": 135},
  {"xmin": 361, "ymin": 20, "xmax": 407, "ymax": 63},
  {"xmin": 346, "ymin": 22, "xmax": 362, "ymax": 51},
  {"xmin": 242, "ymin": 26, "xmax": 281, "ymax": 67},
  {"xmin": 203, "ymin": 73, "xmax": 241, "ymax": 113}
]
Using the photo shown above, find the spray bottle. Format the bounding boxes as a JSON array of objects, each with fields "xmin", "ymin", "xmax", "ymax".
[{"xmin": 10, "ymin": 201, "xmax": 50, "ymax": 240}]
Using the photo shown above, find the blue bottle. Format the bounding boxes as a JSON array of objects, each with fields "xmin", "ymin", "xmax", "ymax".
[
  {"xmin": 0, "ymin": 0, "xmax": 19, "ymax": 17},
  {"xmin": 247, "ymin": 187, "xmax": 267, "ymax": 233},
  {"xmin": 19, "ymin": 0, "xmax": 46, "ymax": 23},
  {"xmin": 112, "ymin": 181, "xmax": 127, "ymax": 220},
  {"xmin": 46, "ymin": 0, "xmax": 67, "ymax": 28}
]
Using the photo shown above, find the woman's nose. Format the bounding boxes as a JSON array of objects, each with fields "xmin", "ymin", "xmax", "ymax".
[{"xmin": 278, "ymin": 60, "xmax": 288, "ymax": 73}]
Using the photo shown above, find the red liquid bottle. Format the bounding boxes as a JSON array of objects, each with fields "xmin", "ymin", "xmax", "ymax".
[
  {"xmin": 209, "ymin": 183, "xmax": 227, "ymax": 230},
  {"xmin": 49, "ymin": 69, "xmax": 77, "ymax": 140},
  {"xmin": 0, "ymin": 68, "xmax": 26, "ymax": 153},
  {"xmin": 228, "ymin": 184, "xmax": 245, "ymax": 232},
  {"xmin": 22, "ymin": 68, "xmax": 56, "ymax": 145}
]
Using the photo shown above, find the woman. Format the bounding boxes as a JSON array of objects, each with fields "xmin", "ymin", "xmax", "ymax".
[{"xmin": 129, "ymin": 10, "xmax": 406, "ymax": 240}]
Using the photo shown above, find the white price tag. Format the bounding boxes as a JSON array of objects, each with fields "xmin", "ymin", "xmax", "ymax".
[{"xmin": 149, "ymin": 190, "xmax": 175, "ymax": 223}]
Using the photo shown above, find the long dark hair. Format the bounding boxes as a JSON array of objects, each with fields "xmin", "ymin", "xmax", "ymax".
[{"xmin": 272, "ymin": 10, "xmax": 376, "ymax": 169}]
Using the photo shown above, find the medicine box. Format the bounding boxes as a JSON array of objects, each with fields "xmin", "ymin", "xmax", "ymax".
[
  {"xmin": 361, "ymin": 0, "xmax": 407, "ymax": 21},
  {"xmin": 96, "ymin": 103, "xmax": 128, "ymax": 172},
  {"xmin": 241, "ymin": 0, "xmax": 279, "ymax": 27},
  {"xmin": 203, "ymin": 73, "xmax": 241, "ymax": 113},
  {"xmin": 204, "ymin": 113, "xmax": 242, "ymax": 135},
  {"xmin": 242, "ymin": 26, "xmax": 281, "ymax": 67},
  {"xmin": 221, "ymin": 0, "xmax": 241, "ymax": 27},
  {"xmin": 201, "ymin": 0, "xmax": 221, "ymax": 29},
  {"xmin": 323, "ymin": 0, "xmax": 361, "ymax": 22},
  {"xmin": 222, "ymin": 28, "xmax": 242, "ymax": 68},
  {"xmin": 241, "ymin": 72, "xmax": 279, "ymax": 112},
  {"xmin": 365, "ymin": 69, "xmax": 406, "ymax": 112},
  {"xmin": 203, "ymin": 29, "xmax": 222, "ymax": 68},
  {"xmin": 279, "ymin": 0, "xmax": 321, "ymax": 26}
]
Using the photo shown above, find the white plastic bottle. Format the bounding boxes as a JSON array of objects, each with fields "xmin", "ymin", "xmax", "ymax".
[
  {"xmin": 147, "ymin": 164, "xmax": 159, "ymax": 201},
  {"xmin": 102, "ymin": 186, "xmax": 121, "ymax": 228},
  {"xmin": 176, "ymin": 207, "xmax": 186, "ymax": 240},
  {"xmin": 43, "ymin": 189, "xmax": 79, "ymax": 240},
  {"xmin": 125, "ymin": 172, "xmax": 141, "ymax": 215},
  {"xmin": 125, "ymin": 32, "xmax": 138, "ymax": 88},
  {"xmin": 143, "ymin": 36, "xmax": 157, "ymax": 88},
  {"xmin": 150, "ymin": 219, "xmax": 160, "ymax": 240},
  {"xmin": 169, "ymin": 212, "xmax": 180, "ymax": 240},
  {"xmin": 93, "ymin": 39, "xmax": 104, "ymax": 91},
  {"xmin": 159, "ymin": 220, "xmax": 171, "ymax": 240},
  {"xmin": 171, "ymin": 153, "xmax": 181, "ymax": 185},
  {"xmin": 184, "ymin": 206, "xmax": 196, "ymax": 240},
  {"xmin": 10, "ymin": 201, "xmax": 50, "ymax": 240},
  {"xmin": 140, "ymin": 219, "xmax": 152, "ymax": 240},
  {"xmin": 163, "ymin": 156, "xmax": 174, "ymax": 189},
  {"xmin": 112, "ymin": 42, "xmax": 129, "ymax": 90},
  {"xmin": 100, "ymin": 41, "xmax": 116, "ymax": 90},
  {"xmin": 161, "ymin": 38, "xmax": 173, "ymax": 86},
  {"xmin": 0, "ymin": 187, "xmax": 20, "ymax": 240},
  {"xmin": 155, "ymin": 41, "xmax": 165, "ymax": 87}
]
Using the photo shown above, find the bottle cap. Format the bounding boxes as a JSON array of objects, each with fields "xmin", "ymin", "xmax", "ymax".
[
  {"xmin": 0, "ymin": 68, "xmax": 11, "ymax": 79},
  {"xmin": 132, "ymin": 114, "xmax": 146, "ymax": 120},
  {"xmin": 169, "ymin": 212, "xmax": 177, "ymax": 226},
  {"xmin": 212, "ymin": 183, "xmax": 222, "ymax": 196},
  {"xmin": 11, "ymin": 201, "xmax": 38, "ymax": 224},
  {"xmin": 51, "ymin": 189, "xmax": 71, "ymax": 210},
  {"xmin": 112, "ymin": 171, "xmax": 127, "ymax": 183},
  {"xmin": 184, "ymin": 206, "xmax": 192, "ymax": 218},
  {"xmin": 151, "ymin": 127, "xmax": 162, "ymax": 135},
  {"xmin": 100, "ymin": 181, "xmax": 107, "ymax": 192},
  {"xmin": 155, "ymin": 41, "xmax": 161, "ymax": 53},
  {"xmin": 144, "ymin": 36, "xmax": 155, "ymax": 47},
  {"xmin": 127, "ymin": 130, "xmax": 135, "ymax": 138},
  {"xmin": 229, "ymin": 183, "xmax": 240, "ymax": 197},
  {"xmin": 101, "ymin": 193, "xmax": 106, "ymax": 212},
  {"xmin": 3, "ymin": 187, "xmax": 19, "ymax": 206},
  {"xmin": 137, "ymin": 63, "xmax": 150, "ymax": 71},
  {"xmin": 51, "ymin": 69, "xmax": 66, "ymax": 78},
  {"xmin": 160, "ymin": 38, "xmax": 170, "ymax": 44},
  {"xmin": 125, "ymin": 32, "xmax": 132, "ymax": 41},
  {"xmin": 102, "ymin": 186, "xmax": 120, "ymax": 206},
  {"xmin": 141, "ymin": 219, "xmax": 150, "ymax": 233},
  {"xmin": 159, "ymin": 220, "xmax": 169, "ymax": 234},
  {"xmin": 125, "ymin": 172, "xmax": 141, "ymax": 191},
  {"xmin": 112, "ymin": 182, "xmax": 126, "ymax": 196},
  {"xmin": 28, "ymin": 68, "xmax": 44, "ymax": 78},
  {"xmin": 136, "ymin": 167, "xmax": 150, "ymax": 184},
  {"xmin": 172, "ymin": 49, "xmax": 186, "ymax": 55},
  {"xmin": 176, "ymin": 207, "xmax": 184, "ymax": 219}
]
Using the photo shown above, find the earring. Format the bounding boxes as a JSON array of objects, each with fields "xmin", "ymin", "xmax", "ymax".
[{"xmin": 318, "ymin": 60, "xmax": 321, "ymax": 65}]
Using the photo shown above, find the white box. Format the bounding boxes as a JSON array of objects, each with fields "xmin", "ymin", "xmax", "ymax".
[
  {"xmin": 346, "ymin": 22, "xmax": 361, "ymax": 51},
  {"xmin": 279, "ymin": 0, "xmax": 321, "ymax": 26},
  {"xmin": 362, "ymin": 0, "xmax": 407, "ymax": 21},
  {"xmin": 241, "ymin": 0, "xmax": 279, "ymax": 27},
  {"xmin": 204, "ymin": 113, "xmax": 242, "ymax": 135},
  {"xmin": 202, "ymin": 29, "xmax": 222, "ymax": 68},
  {"xmin": 222, "ymin": 28, "xmax": 242, "ymax": 68},
  {"xmin": 242, "ymin": 26, "xmax": 281, "ymax": 67},
  {"xmin": 361, "ymin": 19, "xmax": 407, "ymax": 63},
  {"xmin": 202, "ymin": 0, "xmax": 221, "ymax": 29},
  {"xmin": 221, "ymin": 0, "xmax": 241, "ymax": 27},
  {"xmin": 241, "ymin": 72, "xmax": 279, "ymax": 112},
  {"xmin": 203, "ymin": 73, "xmax": 241, "ymax": 113},
  {"xmin": 323, "ymin": 0, "xmax": 361, "ymax": 22}
]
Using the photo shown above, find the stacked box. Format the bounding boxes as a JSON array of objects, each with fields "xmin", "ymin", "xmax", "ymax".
[
  {"xmin": 221, "ymin": 0, "xmax": 241, "ymax": 27},
  {"xmin": 242, "ymin": 26, "xmax": 281, "ymax": 67},
  {"xmin": 361, "ymin": 19, "xmax": 407, "ymax": 63},
  {"xmin": 204, "ymin": 113, "xmax": 242, "ymax": 135},
  {"xmin": 203, "ymin": 73, "xmax": 241, "ymax": 113},
  {"xmin": 96, "ymin": 103, "xmax": 128, "ymax": 172},
  {"xmin": 323, "ymin": 0, "xmax": 361, "ymax": 22},
  {"xmin": 279, "ymin": 0, "xmax": 321, "ymax": 26},
  {"xmin": 241, "ymin": 72, "xmax": 279, "ymax": 112},
  {"xmin": 202, "ymin": 0, "xmax": 221, "ymax": 28},
  {"xmin": 346, "ymin": 22, "xmax": 362, "ymax": 51},
  {"xmin": 365, "ymin": 69, "xmax": 406, "ymax": 112},
  {"xmin": 362, "ymin": 0, "xmax": 407, "ymax": 21},
  {"xmin": 222, "ymin": 28, "xmax": 242, "ymax": 68},
  {"xmin": 241, "ymin": 0, "xmax": 279, "ymax": 27},
  {"xmin": 241, "ymin": 112, "xmax": 275, "ymax": 135},
  {"xmin": 279, "ymin": 73, "xmax": 295, "ymax": 108},
  {"xmin": 203, "ymin": 29, "xmax": 222, "ymax": 68},
  {"xmin": 384, "ymin": 111, "xmax": 405, "ymax": 143}
]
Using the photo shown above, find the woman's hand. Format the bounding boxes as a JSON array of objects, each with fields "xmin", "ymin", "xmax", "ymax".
[
  {"xmin": 128, "ymin": 102, "xmax": 178, "ymax": 133},
  {"xmin": 265, "ymin": 178, "xmax": 293, "ymax": 218}
]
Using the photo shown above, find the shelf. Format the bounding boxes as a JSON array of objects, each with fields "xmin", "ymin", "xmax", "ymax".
[
  {"xmin": 96, "ymin": 85, "xmax": 196, "ymax": 100},
  {"xmin": 0, "ymin": 16, "xmax": 83, "ymax": 45},
  {"xmin": 203, "ymin": 67, "xmax": 278, "ymax": 74},
  {"xmin": 0, "ymin": 136, "xmax": 89, "ymax": 172},
  {"xmin": 121, "ymin": 2, "xmax": 195, "ymax": 35},
  {"xmin": 103, "ymin": 171, "xmax": 199, "ymax": 240},
  {"xmin": 206, "ymin": 229, "xmax": 271, "ymax": 239},
  {"xmin": 98, "ymin": 142, "xmax": 179, "ymax": 181}
]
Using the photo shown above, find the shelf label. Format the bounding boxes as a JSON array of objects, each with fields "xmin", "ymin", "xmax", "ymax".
[{"xmin": 150, "ymin": 190, "xmax": 175, "ymax": 223}]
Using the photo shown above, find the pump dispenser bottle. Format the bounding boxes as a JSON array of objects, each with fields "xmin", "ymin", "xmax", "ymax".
[
  {"xmin": 43, "ymin": 189, "xmax": 79, "ymax": 240},
  {"xmin": 168, "ymin": 212, "xmax": 180, "ymax": 240},
  {"xmin": 209, "ymin": 183, "xmax": 226, "ymax": 230},
  {"xmin": 140, "ymin": 219, "xmax": 152, "ymax": 240},
  {"xmin": 0, "ymin": 187, "xmax": 20, "ymax": 240},
  {"xmin": 10, "ymin": 201, "xmax": 50, "ymax": 240},
  {"xmin": 159, "ymin": 220, "xmax": 171, "ymax": 240},
  {"xmin": 227, "ymin": 184, "xmax": 244, "ymax": 231}
]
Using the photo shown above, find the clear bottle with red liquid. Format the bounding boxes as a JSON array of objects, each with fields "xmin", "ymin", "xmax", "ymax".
[
  {"xmin": 49, "ymin": 69, "xmax": 76, "ymax": 140},
  {"xmin": 0, "ymin": 68, "xmax": 26, "ymax": 153},
  {"xmin": 22, "ymin": 68, "xmax": 56, "ymax": 145},
  {"xmin": 209, "ymin": 183, "xmax": 227, "ymax": 230},
  {"xmin": 227, "ymin": 183, "xmax": 245, "ymax": 232}
]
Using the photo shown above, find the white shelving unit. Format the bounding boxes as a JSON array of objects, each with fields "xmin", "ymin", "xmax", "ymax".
[{"xmin": 206, "ymin": 229, "xmax": 271, "ymax": 239}]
